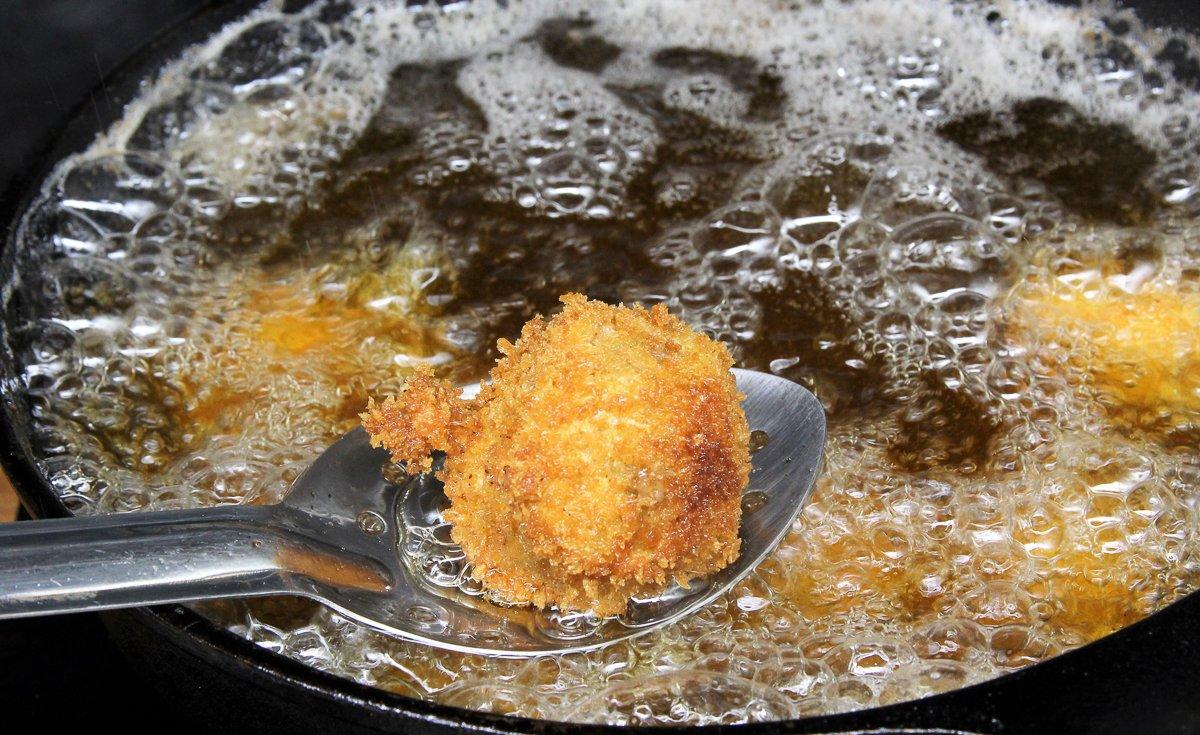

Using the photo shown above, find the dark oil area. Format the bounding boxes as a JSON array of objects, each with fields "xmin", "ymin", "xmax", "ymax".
[{"xmin": 938, "ymin": 96, "xmax": 1160, "ymax": 226}]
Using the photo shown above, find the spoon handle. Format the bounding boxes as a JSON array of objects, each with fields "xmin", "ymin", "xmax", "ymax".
[{"xmin": 0, "ymin": 505, "xmax": 378, "ymax": 617}]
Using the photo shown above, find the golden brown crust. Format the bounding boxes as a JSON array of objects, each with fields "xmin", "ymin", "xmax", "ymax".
[{"xmin": 363, "ymin": 293, "xmax": 749, "ymax": 615}]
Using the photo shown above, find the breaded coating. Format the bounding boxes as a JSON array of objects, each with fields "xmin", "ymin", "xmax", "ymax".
[{"xmin": 361, "ymin": 293, "xmax": 749, "ymax": 615}]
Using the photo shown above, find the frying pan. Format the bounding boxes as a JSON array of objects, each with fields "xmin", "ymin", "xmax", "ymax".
[{"xmin": 1, "ymin": 2, "xmax": 1198, "ymax": 733}]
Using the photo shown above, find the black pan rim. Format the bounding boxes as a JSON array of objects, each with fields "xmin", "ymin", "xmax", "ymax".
[{"xmin": 1, "ymin": 1, "xmax": 1198, "ymax": 732}]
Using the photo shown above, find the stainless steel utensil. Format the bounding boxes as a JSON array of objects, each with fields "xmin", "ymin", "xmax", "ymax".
[{"xmin": 0, "ymin": 368, "xmax": 825, "ymax": 656}]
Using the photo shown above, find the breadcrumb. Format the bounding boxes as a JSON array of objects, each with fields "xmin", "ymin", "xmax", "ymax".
[{"xmin": 361, "ymin": 293, "xmax": 749, "ymax": 615}]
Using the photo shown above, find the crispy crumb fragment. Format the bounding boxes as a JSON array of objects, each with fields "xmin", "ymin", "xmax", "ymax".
[{"xmin": 361, "ymin": 368, "xmax": 478, "ymax": 473}]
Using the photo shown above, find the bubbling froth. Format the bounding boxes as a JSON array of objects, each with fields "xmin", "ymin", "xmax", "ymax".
[{"xmin": 5, "ymin": 0, "xmax": 1200, "ymax": 725}]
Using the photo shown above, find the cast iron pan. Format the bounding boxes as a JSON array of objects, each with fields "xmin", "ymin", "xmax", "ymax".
[{"xmin": 1, "ymin": 1, "xmax": 1199, "ymax": 732}]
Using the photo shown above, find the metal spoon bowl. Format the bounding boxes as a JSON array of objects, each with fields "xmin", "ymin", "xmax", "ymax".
[{"xmin": 0, "ymin": 368, "xmax": 825, "ymax": 657}]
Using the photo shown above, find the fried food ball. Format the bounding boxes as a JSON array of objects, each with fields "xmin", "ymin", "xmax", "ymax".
[
  {"xmin": 362, "ymin": 293, "xmax": 749, "ymax": 615},
  {"xmin": 1014, "ymin": 285, "xmax": 1200, "ymax": 414}
]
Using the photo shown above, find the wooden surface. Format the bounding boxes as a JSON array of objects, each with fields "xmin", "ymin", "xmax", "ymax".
[{"xmin": 1, "ymin": 471, "xmax": 17, "ymax": 522}]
